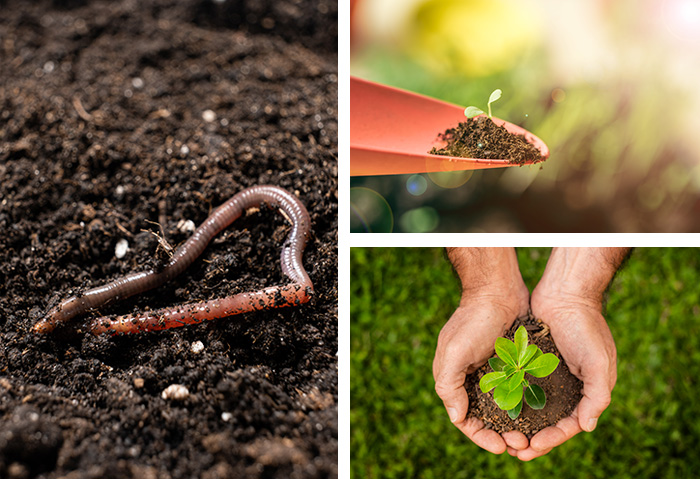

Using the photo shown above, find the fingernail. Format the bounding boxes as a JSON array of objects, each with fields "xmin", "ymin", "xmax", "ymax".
[
  {"xmin": 447, "ymin": 407, "xmax": 460, "ymax": 423},
  {"xmin": 586, "ymin": 417, "xmax": 598, "ymax": 432}
]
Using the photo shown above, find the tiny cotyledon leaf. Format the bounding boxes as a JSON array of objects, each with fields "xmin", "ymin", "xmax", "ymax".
[{"xmin": 464, "ymin": 106, "xmax": 484, "ymax": 118}]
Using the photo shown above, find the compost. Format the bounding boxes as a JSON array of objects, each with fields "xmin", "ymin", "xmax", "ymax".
[{"xmin": 0, "ymin": 0, "xmax": 338, "ymax": 477}]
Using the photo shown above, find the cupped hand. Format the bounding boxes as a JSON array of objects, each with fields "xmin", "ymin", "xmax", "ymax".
[
  {"xmin": 433, "ymin": 288, "xmax": 529, "ymax": 454},
  {"xmin": 515, "ymin": 291, "xmax": 617, "ymax": 461}
]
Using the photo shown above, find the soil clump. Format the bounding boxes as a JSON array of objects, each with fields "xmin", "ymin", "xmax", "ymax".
[
  {"xmin": 430, "ymin": 116, "xmax": 545, "ymax": 165},
  {"xmin": 464, "ymin": 314, "xmax": 582, "ymax": 438}
]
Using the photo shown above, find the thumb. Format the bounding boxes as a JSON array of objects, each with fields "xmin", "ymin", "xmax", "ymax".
[
  {"xmin": 434, "ymin": 373, "xmax": 470, "ymax": 423},
  {"xmin": 577, "ymin": 373, "xmax": 612, "ymax": 432}
]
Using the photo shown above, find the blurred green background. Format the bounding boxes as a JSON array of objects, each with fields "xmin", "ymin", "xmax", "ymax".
[
  {"xmin": 350, "ymin": 0, "xmax": 700, "ymax": 232},
  {"xmin": 351, "ymin": 248, "xmax": 700, "ymax": 478}
]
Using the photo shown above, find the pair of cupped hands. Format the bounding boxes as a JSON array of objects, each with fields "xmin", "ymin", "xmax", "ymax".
[{"xmin": 433, "ymin": 248, "xmax": 622, "ymax": 461}]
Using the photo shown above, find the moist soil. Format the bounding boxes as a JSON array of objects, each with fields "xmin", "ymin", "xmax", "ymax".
[
  {"xmin": 464, "ymin": 314, "xmax": 582, "ymax": 438},
  {"xmin": 429, "ymin": 116, "xmax": 545, "ymax": 165},
  {"xmin": 0, "ymin": 1, "xmax": 338, "ymax": 478}
]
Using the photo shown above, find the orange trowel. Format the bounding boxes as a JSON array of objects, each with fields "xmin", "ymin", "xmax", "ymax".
[{"xmin": 350, "ymin": 76, "xmax": 549, "ymax": 176}]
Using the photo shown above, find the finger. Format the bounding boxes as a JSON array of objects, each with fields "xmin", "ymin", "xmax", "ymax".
[
  {"xmin": 516, "ymin": 446, "xmax": 553, "ymax": 461},
  {"xmin": 506, "ymin": 447, "xmax": 518, "ymax": 457},
  {"xmin": 530, "ymin": 414, "xmax": 582, "ymax": 452},
  {"xmin": 456, "ymin": 418, "xmax": 507, "ymax": 455},
  {"xmin": 433, "ymin": 350, "xmax": 470, "ymax": 423},
  {"xmin": 434, "ymin": 376, "xmax": 469, "ymax": 423},
  {"xmin": 502, "ymin": 430, "xmax": 529, "ymax": 450},
  {"xmin": 577, "ymin": 374, "xmax": 612, "ymax": 432}
]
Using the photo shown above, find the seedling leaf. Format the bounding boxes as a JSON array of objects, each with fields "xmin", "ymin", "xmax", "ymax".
[
  {"xmin": 464, "ymin": 106, "xmax": 484, "ymax": 118},
  {"xmin": 514, "ymin": 326, "xmax": 528, "ymax": 363},
  {"xmin": 488, "ymin": 357, "xmax": 507, "ymax": 372},
  {"xmin": 524, "ymin": 353, "xmax": 560, "ymax": 378},
  {"xmin": 507, "ymin": 397, "xmax": 523, "ymax": 419},
  {"xmin": 493, "ymin": 382, "xmax": 524, "ymax": 411},
  {"xmin": 487, "ymin": 89, "xmax": 502, "ymax": 118},
  {"xmin": 495, "ymin": 337, "xmax": 518, "ymax": 367},
  {"xmin": 507, "ymin": 370, "xmax": 525, "ymax": 392},
  {"xmin": 524, "ymin": 384, "xmax": 546, "ymax": 409},
  {"xmin": 480, "ymin": 320, "xmax": 559, "ymax": 415},
  {"xmin": 479, "ymin": 371, "xmax": 508, "ymax": 393},
  {"xmin": 520, "ymin": 344, "xmax": 538, "ymax": 367}
]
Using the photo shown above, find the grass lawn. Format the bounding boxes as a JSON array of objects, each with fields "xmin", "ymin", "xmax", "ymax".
[{"xmin": 351, "ymin": 248, "xmax": 700, "ymax": 478}]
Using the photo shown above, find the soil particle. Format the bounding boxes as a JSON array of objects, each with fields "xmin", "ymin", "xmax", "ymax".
[
  {"xmin": 464, "ymin": 314, "xmax": 582, "ymax": 438},
  {"xmin": 0, "ymin": 405, "xmax": 63, "ymax": 477},
  {"xmin": 429, "ymin": 116, "xmax": 545, "ymax": 165},
  {"xmin": 0, "ymin": 0, "xmax": 337, "ymax": 478}
]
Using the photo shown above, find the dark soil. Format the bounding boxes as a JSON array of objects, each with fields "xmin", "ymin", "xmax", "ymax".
[
  {"xmin": 0, "ymin": 1, "xmax": 337, "ymax": 478},
  {"xmin": 429, "ymin": 116, "xmax": 546, "ymax": 165},
  {"xmin": 464, "ymin": 315, "xmax": 582, "ymax": 438}
]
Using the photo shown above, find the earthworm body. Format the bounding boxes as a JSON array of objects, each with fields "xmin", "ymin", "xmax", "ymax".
[{"xmin": 33, "ymin": 186, "xmax": 313, "ymax": 335}]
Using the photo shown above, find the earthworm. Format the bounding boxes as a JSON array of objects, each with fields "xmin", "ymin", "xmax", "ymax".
[{"xmin": 33, "ymin": 185, "xmax": 313, "ymax": 335}]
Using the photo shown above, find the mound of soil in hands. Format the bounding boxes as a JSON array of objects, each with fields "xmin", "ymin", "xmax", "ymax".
[
  {"xmin": 429, "ymin": 116, "xmax": 545, "ymax": 166},
  {"xmin": 0, "ymin": 1, "xmax": 337, "ymax": 478},
  {"xmin": 464, "ymin": 314, "xmax": 582, "ymax": 438}
]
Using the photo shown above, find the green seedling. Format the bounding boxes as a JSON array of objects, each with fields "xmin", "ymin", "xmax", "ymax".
[
  {"xmin": 464, "ymin": 89, "xmax": 502, "ymax": 119},
  {"xmin": 478, "ymin": 325, "xmax": 560, "ymax": 419}
]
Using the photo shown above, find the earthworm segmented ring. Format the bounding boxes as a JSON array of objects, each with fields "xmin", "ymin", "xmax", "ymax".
[{"xmin": 33, "ymin": 186, "xmax": 314, "ymax": 335}]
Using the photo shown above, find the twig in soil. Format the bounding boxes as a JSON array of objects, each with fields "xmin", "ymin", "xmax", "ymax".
[
  {"xmin": 142, "ymin": 221, "xmax": 174, "ymax": 257},
  {"xmin": 33, "ymin": 186, "xmax": 314, "ymax": 335},
  {"xmin": 533, "ymin": 323, "xmax": 550, "ymax": 338}
]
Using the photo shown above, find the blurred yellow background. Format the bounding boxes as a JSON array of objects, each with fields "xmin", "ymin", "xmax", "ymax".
[{"xmin": 350, "ymin": 0, "xmax": 700, "ymax": 232}]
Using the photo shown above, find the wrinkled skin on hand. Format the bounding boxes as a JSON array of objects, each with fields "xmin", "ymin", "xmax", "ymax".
[
  {"xmin": 433, "ymin": 289, "xmax": 530, "ymax": 454},
  {"xmin": 436, "ymin": 247, "xmax": 624, "ymax": 459},
  {"xmin": 510, "ymin": 290, "xmax": 617, "ymax": 460}
]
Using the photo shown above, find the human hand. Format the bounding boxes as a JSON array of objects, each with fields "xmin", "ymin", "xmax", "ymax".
[
  {"xmin": 514, "ymin": 249, "xmax": 622, "ymax": 461},
  {"xmin": 434, "ymin": 248, "xmax": 530, "ymax": 454}
]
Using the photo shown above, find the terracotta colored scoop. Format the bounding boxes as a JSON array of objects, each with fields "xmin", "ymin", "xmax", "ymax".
[{"xmin": 350, "ymin": 76, "xmax": 549, "ymax": 176}]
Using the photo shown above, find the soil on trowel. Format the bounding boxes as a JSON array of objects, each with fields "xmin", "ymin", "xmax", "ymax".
[
  {"xmin": 464, "ymin": 314, "xmax": 582, "ymax": 438},
  {"xmin": 0, "ymin": 0, "xmax": 337, "ymax": 478},
  {"xmin": 429, "ymin": 116, "xmax": 546, "ymax": 166}
]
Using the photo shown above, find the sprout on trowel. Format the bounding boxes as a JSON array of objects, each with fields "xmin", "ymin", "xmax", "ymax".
[{"xmin": 464, "ymin": 89, "xmax": 502, "ymax": 119}]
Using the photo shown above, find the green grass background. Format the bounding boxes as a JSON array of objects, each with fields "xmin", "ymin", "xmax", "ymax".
[{"xmin": 350, "ymin": 248, "xmax": 700, "ymax": 478}]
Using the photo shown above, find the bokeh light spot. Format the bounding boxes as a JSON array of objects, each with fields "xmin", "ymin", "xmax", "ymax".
[
  {"xmin": 663, "ymin": 0, "xmax": 700, "ymax": 41},
  {"xmin": 399, "ymin": 207, "xmax": 439, "ymax": 233},
  {"xmin": 427, "ymin": 170, "xmax": 474, "ymax": 189},
  {"xmin": 350, "ymin": 187, "xmax": 394, "ymax": 233},
  {"xmin": 407, "ymin": 0, "xmax": 541, "ymax": 77},
  {"xmin": 552, "ymin": 88, "xmax": 566, "ymax": 103},
  {"xmin": 637, "ymin": 182, "xmax": 665, "ymax": 211},
  {"xmin": 406, "ymin": 174, "xmax": 428, "ymax": 196}
]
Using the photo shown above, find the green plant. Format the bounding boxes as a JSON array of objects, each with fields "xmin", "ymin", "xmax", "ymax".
[
  {"xmin": 464, "ymin": 88, "xmax": 502, "ymax": 119},
  {"xmin": 478, "ymin": 325, "xmax": 560, "ymax": 419}
]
